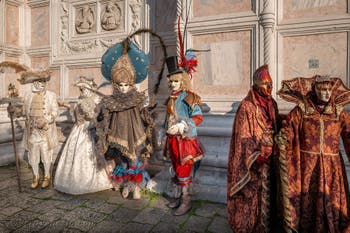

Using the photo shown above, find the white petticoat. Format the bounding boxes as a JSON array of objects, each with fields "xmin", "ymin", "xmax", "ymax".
[{"xmin": 54, "ymin": 122, "xmax": 112, "ymax": 194}]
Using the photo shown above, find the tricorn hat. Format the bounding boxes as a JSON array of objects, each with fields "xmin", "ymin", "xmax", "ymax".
[
  {"xmin": 18, "ymin": 70, "xmax": 51, "ymax": 84},
  {"xmin": 74, "ymin": 76, "xmax": 97, "ymax": 89}
]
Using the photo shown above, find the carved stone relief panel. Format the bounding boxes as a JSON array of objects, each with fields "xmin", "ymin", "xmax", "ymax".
[
  {"xmin": 53, "ymin": 0, "xmax": 144, "ymax": 63},
  {"xmin": 60, "ymin": 1, "xmax": 116, "ymax": 55},
  {"xmin": 101, "ymin": 1, "xmax": 123, "ymax": 31},
  {"xmin": 192, "ymin": 30, "xmax": 252, "ymax": 100},
  {"xmin": 280, "ymin": 32, "xmax": 347, "ymax": 86},
  {"xmin": 193, "ymin": 0, "xmax": 251, "ymax": 18},
  {"xmin": 75, "ymin": 4, "xmax": 96, "ymax": 34},
  {"xmin": 59, "ymin": 0, "xmax": 110, "ymax": 55},
  {"xmin": 281, "ymin": 0, "xmax": 347, "ymax": 21}
]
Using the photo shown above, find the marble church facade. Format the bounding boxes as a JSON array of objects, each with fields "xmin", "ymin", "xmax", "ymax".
[{"xmin": 0, "ymin": 0, "xmax": 349, "ymax": 202}]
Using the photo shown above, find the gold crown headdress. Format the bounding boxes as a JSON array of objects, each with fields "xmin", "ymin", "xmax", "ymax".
[{"xmin": 111, "ymin": 54, "xmax": 136, "ymax": 85}]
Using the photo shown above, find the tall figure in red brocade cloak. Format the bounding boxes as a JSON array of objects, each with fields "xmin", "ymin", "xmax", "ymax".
[
  {"xmin": 277, "ymin": 75, "xmax": 350, "ymax": 233},
  {"xmin": 227, "ymin": 65, "xmax": 280, "ymax": 232}
]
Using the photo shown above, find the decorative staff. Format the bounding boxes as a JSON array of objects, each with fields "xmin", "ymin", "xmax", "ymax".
[
  {"xmin": 6, "ymin": 86, "xmax": 23, "ymax": 192},
  {"xmin": 0, "ymin": 61, "xmax": 29, "ymax": 192}
]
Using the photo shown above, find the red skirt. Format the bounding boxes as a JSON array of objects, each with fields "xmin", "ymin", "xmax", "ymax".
[
  {"xmin": 164, "ymin": 135, "xmax": 204, "ymax": 185},
  {"xmin": 165, "ymin": 136, "xmax": 203, "ymax": 164}
]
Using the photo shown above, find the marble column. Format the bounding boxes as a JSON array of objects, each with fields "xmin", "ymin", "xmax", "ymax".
[{"xmin": 260, "ymin": 0, "xmax": 276, "ymax": 71}]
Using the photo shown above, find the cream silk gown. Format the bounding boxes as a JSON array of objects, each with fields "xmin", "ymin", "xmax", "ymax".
[{"xmin": 54, "ymin": 94, "xmax": 112, "ymax": 194}]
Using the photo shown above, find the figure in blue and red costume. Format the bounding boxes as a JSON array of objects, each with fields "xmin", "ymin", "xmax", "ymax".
[{"xmin": 164, "ymin": 56, "xmax": 204, "ymax": 216}]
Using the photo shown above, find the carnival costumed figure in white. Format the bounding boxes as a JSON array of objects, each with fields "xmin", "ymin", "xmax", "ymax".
[
  {"xmin": 18, "ymin": 70, "xmax": 59, "ymax": 189},
  {"xmin": 54, "ymin": 76, "xmax": 112, "ymax": 194},
  {"xmin": 96, "ymin": 39, "xmax": 153, "ymax": 199}
]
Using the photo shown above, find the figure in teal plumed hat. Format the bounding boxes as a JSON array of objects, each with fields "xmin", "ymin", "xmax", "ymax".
[{"xmin": 95, "ymin": 39, "xmax": 153, "ymax": 200}]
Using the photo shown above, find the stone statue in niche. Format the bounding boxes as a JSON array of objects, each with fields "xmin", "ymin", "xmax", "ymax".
[
  {"xmin": 75, "ymin": 5, "xmax": 95, "ymax": 34},
  {"xmin": 101, "ymin": 2, "xmax": 121, "ymax": 31}
]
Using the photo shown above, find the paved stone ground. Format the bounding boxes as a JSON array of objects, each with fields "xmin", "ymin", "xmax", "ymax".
[{"xmin": 0, "ymin": 164, "xmax": 232, "ymax": 233}]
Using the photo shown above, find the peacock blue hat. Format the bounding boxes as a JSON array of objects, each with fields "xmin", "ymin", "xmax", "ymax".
[{"xmin": 101, "ymin": 39, "xmax": 149, "ymax": 84}]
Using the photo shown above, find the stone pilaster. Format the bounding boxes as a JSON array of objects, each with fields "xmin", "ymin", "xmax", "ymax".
[{"xmin": 260, "ymin": 0, "xmax": 276, "ymax": 70}]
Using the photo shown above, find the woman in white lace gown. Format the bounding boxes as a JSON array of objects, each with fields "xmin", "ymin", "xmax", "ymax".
[{"xmin": 54, "ymin": 77, "xmax": 112, "ymax": 194}]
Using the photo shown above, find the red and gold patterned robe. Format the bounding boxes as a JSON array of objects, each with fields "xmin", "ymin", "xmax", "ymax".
[
  {"xmin": 227, "ymin": 89, "xmax": 279, "ymax": 232},
  {"xmin": 278, "ymin": 77, "xmax": 350, "ymax": 233}
]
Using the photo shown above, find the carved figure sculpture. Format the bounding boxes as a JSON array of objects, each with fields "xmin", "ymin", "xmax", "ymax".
[
  {"xmin": 101, "ymin": 2, "xmax": 121, "ymax": 31},
  {"xmin": 75, "ymin": 5, "xmax": 94, "ymax": 34}
]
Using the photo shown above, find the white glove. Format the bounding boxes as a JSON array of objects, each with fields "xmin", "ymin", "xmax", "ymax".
[
  {"xmin": 167, "ymin": 121, "xmax": 187, "ymax": 135},
  {"xmin": 167, "ymin": 125, "xmax": 179, "ymax": 135},
  {"xmin": 177, "ymin": 121, "xmax": 186, "ymax": 134}
]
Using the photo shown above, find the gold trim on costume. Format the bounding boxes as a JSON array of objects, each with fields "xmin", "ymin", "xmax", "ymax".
[
  {"xmin": 107, "ymin": 134, "xmax": 146, "ymax": 160},
  {"xmin": 180, "ymin": 154, "xmax": 203, "ymax": 164},
  {"xmin": 229, "ymin": 151, "xmax": 260, "ymax": 197},
  {"xmin": 300, "ymin": 149, "xmax": 338, "ymax": 156}
]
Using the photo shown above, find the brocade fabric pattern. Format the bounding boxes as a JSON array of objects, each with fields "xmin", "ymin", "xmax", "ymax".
[
  {"xmin": 278, "ymin": 76, "xmax": 350, "ymax": 233},
  {"xmin": 279, "ymin": 99, "xmax": 350, "ymax": 233},
  {"xmin": 227, "ymin": 89, "xmax": 279, "ymax": 233}
]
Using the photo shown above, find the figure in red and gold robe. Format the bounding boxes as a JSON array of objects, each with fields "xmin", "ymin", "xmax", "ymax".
[
  {"xmin": 227, "ymin": 65, "xmax": 280, "ymax": 232},
  {"xmin": 277, "ymin": 75, "xmax": 350, "ymax": 233}
]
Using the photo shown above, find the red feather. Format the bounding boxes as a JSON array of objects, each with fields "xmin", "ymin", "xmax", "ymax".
[{"xmin": 177, "ymin": 16, "xmax": 186, "ymax": 64}]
